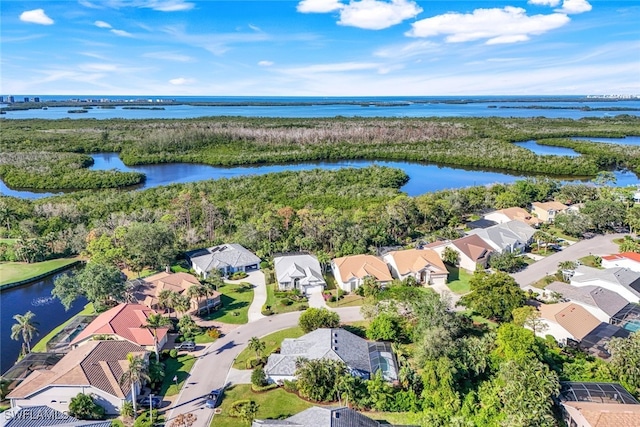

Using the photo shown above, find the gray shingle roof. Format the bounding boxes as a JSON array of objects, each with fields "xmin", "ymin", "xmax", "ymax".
[
  {"xmin": 467, "ymin": 220, "xmax": 535, "ymax": 251},
  {"xmin": 572, "ymin": 266, "xmax": 640, "ymax": 298},
  {"xmin": 274, "ymin": 254, "xmax": 325, "ymax": 286},
  {"xmin": 0, "ymin": 406, "xmax": 112, "ymax": 427},
  {"xmin": 265, "ymin": 329, "xmax": 397, "ymax": 381},
  {"xmin": 186, "ymin": 244, "xmax": 260, "ymax": 273},
  {"xmin": 545, "ymin": 282, "xmax": 630, "ymax": 317},
  {"xmin": 252, "ymin": 407, "xmax": 380, "ymax": 427}
]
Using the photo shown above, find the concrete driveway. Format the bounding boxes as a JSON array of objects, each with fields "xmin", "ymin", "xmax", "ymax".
[
  {"xmin": 241, "ymin": 271, "xmax": 266, "ymax": 323},
  {"xmin": 164, "ymin": 306, "xmax": 363, "ymax": 427},
  {"xmin": 510, "ymin": 233, "xmax": 624, "ymax": 287}
]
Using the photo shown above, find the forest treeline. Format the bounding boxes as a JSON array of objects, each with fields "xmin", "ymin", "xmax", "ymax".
[{"xmin": 1, "ymin": 116, "xmax": 639, "ymax": 190}]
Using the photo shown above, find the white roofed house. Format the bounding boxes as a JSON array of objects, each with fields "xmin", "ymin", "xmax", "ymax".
[
  {"xmin": 331, "ymin": 254, "xmax": 393, "ymax": 292},
  {"xmin": 274, "ymin": 253, "xmax": 326, "ymax": 295},
  {"xmin": 484, "ymin": 207, "xmax": 543, "ymax": 227},
  {"xmin": 544, "ymin": 282, "xmax": 631, "ymax": 323},
  {"xmin": 466, "ymin": 220, "xmax": 536, "ymax": 253},
  {"xmin": 185, "ymin": 243, "xmax": 261, "ymax": 278},
  {"xmin": 570, "ymin": 266, "xmax": 640, "ymax": 303}
]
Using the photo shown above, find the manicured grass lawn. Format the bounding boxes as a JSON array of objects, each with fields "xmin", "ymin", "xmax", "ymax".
[
  {"xmin": 532, "ymin": 274, "xmax": 560, "ymax": 289},
  {"xmin": 446, "ymin": 265, "xmax": 472, "ymax": 294},
  {"xmin": 194, "ymin": 329, "xmax": 219, "ymax": 344},
  {"xmin": 327, "ymin": 293, "xmax": 365, "ymax": 308},
  {"xmin": 546, "ymin": 226, "xmax": 579, "ymax": 243},
  {"xmin": 212, "ymin": 385, "xmax": 317, "ymax": 427},
  {"xmin": 323, "ymin": 274, "xmax": 337, "ymax": 290},
  {"xmin": 0, "ymin": 258, "xmax": 78, "ymax": 287},
  {"xmin": 233, "ymin": 326, "xmax": 305, "ymax": 369},
  {"xmin": 32, "ymin": 303, "xmax": 95, "ymax": 352},
  {"xmin": 579, "ymin": 255, "xmax": 603, "ymax": 269},
  {"xmin": 460, "ymin": 309, "xmax": 499, "ymax": 329},
  {"xmin": 364, "ymin": 412, "xmax": 419, "ymax": 425},
  {"xmin": 159, "ymin": 354, "xmax": 197, "ymax": 396},
  {"xmin": 203, "ymin": 282, "xmax": 254, "ymax": 324},
  {"xmin": 341, "ymin": 320, "xmax": 370, "ymax": 338},
  {"xmin": 263, "ymin": 284, "xmax": 308, "ymax": 315}
]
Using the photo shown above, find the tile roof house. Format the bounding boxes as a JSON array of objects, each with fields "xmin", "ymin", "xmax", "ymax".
[
  {"xmin": 331, "ymin": 254, "xmax": 392, "ymax": 292},
  {"xmin": 264, "ymin": 328, "xmax": 398, "ymax": 384},
  {"xmin": 559, "ymin": 381, "xmax": 640, "ymax": 427},
  {"xmin": 8, "ymin": 341, "xmax": 147, "ymax": 415},
  {"xmin": 131, "ymin": 271, "xmax": 221, "ymax": 315},
  {"xmin": 383, "ymin": 248, "xmax": 448, "ymax": 286},
  {"xmin": 185, "ymin": 243, "xmax": 261, "ymax": 278},
  {"xmin": 601, "ymin": 252, "xmax": 640, "ymax": 272},
  {"xmin": 570, "ymin": 266, "xmax": 640, "ymax": 303},
  {"xmin": 537, "ymin": 302, "xmax": 602, "ymax": 344},
  {"xmin": 467, "ymin": 220, "xmax": 536, "ymax": 253},
  {"xmin": 70, "ymin": 303, "xmax": 168, "ymax": 351},
  {"xmin": 0, "ymin": 406, "xmax": 112, "ymax": 427},
  {"xmin": 252, "ymin": 407, "xmax": 384, "ymax": 427},
  {"xmin": 484, "ymin": 207, "xmax": 543, "ymax": 227},
  {"xmin": 544, "ymin": 281, "xmax": 631, "ymax": 323},
  {"xmin": 531, "ymin": 201, "xmax": 569, "ymax": 223},
  {"xmin": 428, "ymin": 235, "xmax": 494, "ymax": 272},
  {"xmin": 274, "ymin": 253, "xmax": 326, "ymax": 295}
]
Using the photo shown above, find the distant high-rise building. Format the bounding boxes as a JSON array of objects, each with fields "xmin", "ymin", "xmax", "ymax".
[
  {"xmin": 8, "ymin": 96, "xmax": 15, "ymax": 103},
  {"xmin": 24, "ymin": 97, "xmax": 29, "ymax": 102},
  {"xmin": 34, "ymin": 97, "xmax": 40, "ymax": 102}
]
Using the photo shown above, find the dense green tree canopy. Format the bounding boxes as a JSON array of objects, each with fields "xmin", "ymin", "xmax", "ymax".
[
  {"xmin": 460, "ymin": 272, "xmax": 526, "ymax": 322},
  {"xmin": 298, "ymin": 308, "xmax": 340, "ymax": 333},
  {"xmin": 52, "ymin": 262, "xmax": 126, "ymax": 311}
]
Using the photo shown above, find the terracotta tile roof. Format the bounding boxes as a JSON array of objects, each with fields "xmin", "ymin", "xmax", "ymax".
[
  {"xmin": 451, "ymin": 235, "xmax": 494, "ymax": 262},
  {"xmin": 332, "ymin": 254, "xmax": 392, "ymax": 283},
  {"xmin": 131, "ymin": 271, "xmax": 219, "ymax": 311},
  {"xmin": 71, "ymin": 303, "xmax": 167, "ymax": 347},
  {"xmin": 8, "ymin": 341, "xmax": 146, "ymax": 399},
  {"xmin": 602, "ymin": 252, "xmax": 640, "ymax": 263},
  {"xmin": 562, "ymin": 401, "xmax": 640, "ymax": 427},
  {"xmin": 495, "ymin": 207, "xmax": 543, "ymax": 225},
  {"xmin": 532, "ymin": 201, "xmax": 569, "ymax": 211},
  {"xmin": 539, "ymin": 302, "xmax": 601, "ymax": 340},
  {"xmin": 384, "ymin": 249, "xmax": 447, "ymax": 276}
]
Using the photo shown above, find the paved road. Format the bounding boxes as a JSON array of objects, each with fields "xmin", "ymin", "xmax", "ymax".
[
  {"xmin": 511, "ymin": 233, "xmax": 624, "ymax": 286},
  {"xmin": 164, "ymin": 306, "xmax": 363, "ymax": 427}
]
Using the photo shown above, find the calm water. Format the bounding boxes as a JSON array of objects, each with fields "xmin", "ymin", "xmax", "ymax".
[
  {"xmin": 6, "ymin": 152, "xmax": 638, "ymax": 200},
  {"xmin": 514, "ymin": 140, "xmax": 580, "ymax": 157},
  {"xmin": 0, "ymin": 272, "xmax": 87, "ymax": 373},
  {"xmin": 2, "ymin": 98, "xmax": 640, "ymax": 120},
  {"xmin": 571, "ymin": 136, "xmax": 640, "ymax": 145}
]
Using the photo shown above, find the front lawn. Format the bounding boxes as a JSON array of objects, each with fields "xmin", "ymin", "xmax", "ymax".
[
  {"xmin": 211, "ymin": 384, "xmax": 317, "ymax": 427},
  {"xmin": 159, "ymin": 354, "xmax": 197, "ymax": 396},
  {"xmin": 263, "ymin": 284, "xmax": 308, "ymax": 315},
  {"xmin": 578, "ymin": 255, "xmax": 603, "ymax": 269},
  {"xmin": 0, "ymin": 258, "xmax": 79, "ymax": 287},
  {"xmin": 31, "ymin": 303, "xmax": 95, "ymax": 352},
  {"xmin": 460, "ymin": 309, "xmax": 499, "ymax": 329},
  {"xmin": 233, "ymin": 326, "xmax": 304, "ymax": 369},
  {"xmin": 326, "ymin": 293, "xmax": 365, "ymax": 308},
  {"xmin": 364, "ymin": 412, "xmax": 419, "ymax": 425},
  {"xmin": 203, "ymin": 282, "xmax": 254, "ymax": 324},
  {"xmin": 446, "ymin": 265, "xmax": 472, "ymax": 294}
]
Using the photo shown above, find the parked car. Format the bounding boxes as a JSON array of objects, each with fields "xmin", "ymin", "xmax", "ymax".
[
  {"xmin": 175, "ymin": 341, "xmax": 196, "ymax": 351},
  {"xmin": 205, "ymin": 389, "xmax": 220, "ymax": 409},
  {"xmin": 138, "ymin": 396, "xmax": 162, "ymax": 409}
]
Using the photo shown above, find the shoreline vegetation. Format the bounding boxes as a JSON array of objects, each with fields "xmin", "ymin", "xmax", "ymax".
[{"xmin": 0, "ymin": 116, "xmax": 639, "ymax": 191}]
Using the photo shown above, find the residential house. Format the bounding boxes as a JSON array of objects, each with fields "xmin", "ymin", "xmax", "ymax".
[
  {"xmin": 537, "ymin": 302, "xmax": 601, "ymax": 344},
  {"xmin": 544, "ymin": 282, "xmax": 630, "ymax": 323},
  {"xmin": 252, "ymin": 407, "xmax": 386, "ymax": 427},
  {"xmin": 185, "ymin": 243, "xmax": 261, "ymax": 278},
  {"xmin": 579, "ymin": 322, "xmax": 631, "ymax": 359},
  {"xmin": 467, "ymin": 220, "xmax": 536, "ymax": 253},
  {"xmin": 570, "ymin": 266, "xmax": 640, "ymax": 303},
  {"xmin": 601, "ymin": 252, "xmax": 640, "ymax": 272},
  {"xmin": 273, "ymin": 253, "xmax": 326, "ymax": 295},
  {"xmin": 558, "ymin": 381, "xmax": 640, "ymax": 427},
  {"xmin": 429, "ymin": 235, "xmax": 494, "ymax": 272},
  {"xmin": 0, "ymin": 405, "xmax": 112, "ymax": 427},
  {"xmin": 383, "ymin": 248, "xmax": 448, "ymax": 286},
  {"xmin": 484, "ymin": 207, "xmax": 543, "ymax": 227},
  {"xmin": 264, "ymin": 328, "xmax": 398, "ymax": 384},
  {"xmin": 70, "ymin": 303, "xmax": 168, "ymax": 352},
  {"xmin": 531, "ymin": 201, "xmax": 569, "ymax": 223},
  {"xmin": 8, "ymin": 341, "xmax": 147, "ymax": 415},
  {"xmin": 331, "ymin": 254, "xmax": 392, "ymax": 292},
  {"xmin": 132, "ymin": 271, "xmax": 221, "ymax": 314}
]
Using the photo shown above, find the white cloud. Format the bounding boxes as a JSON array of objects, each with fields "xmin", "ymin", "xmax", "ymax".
[
  {"xmin": 407, "ymin": 7, "xmax": 570, "ymax": 44},
  {"xmin": 248, "ymin": 24, "xmax": 262, "ymax": 32},
  {"xmin": 338, "ymin": 0, "xmax": 422, "ymax": 30},
  {"xmin": 169, "ymin": 77, "xmax": 195, "ymax": 85},
  {"xmin": 94, "ymin": 20, "xmax": 112, "ymax": 28},
  {"xmin": 143, "ymin": 51, "xmax": 194, "ymax": 62},
  {"xmin": 528, "ymin": 0, "xmax": 561, "ymax": 6},
  {"xmin": 297, "ymin": 0, "xmax": 344, "ymax": 13},
  {"xmin": 81, "ymin": 1, "xmax": 194, "ymax": 12},
  {"xmin": 19, "ymin": 9, "xmax": 54, "ymax": 25},
  {"xmin": 374, "ymin": 40, "xmax": 440, "ymax": 59},
  {"xmin": 556, "ymin": 0, "xmax": 592, "ymax": 14},
  {"xmin": 110, "ymin": 29, "xmax": 133, "ymax": 37},
  {"xmin": 258, "ymin": 60, "xmax": 274, "ymax": 67},
  {"xmin": 148, "ymin": 1, "xmax": 195, "ymax": 12},
  {"xmin": 282, "ymin": 62, "xmax": 381, "ymax": 74}
]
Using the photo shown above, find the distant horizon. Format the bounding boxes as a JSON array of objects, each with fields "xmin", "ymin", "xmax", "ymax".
[{"xmin": 5, "ymin": 94, "xmax": 639, "ymax": 99}]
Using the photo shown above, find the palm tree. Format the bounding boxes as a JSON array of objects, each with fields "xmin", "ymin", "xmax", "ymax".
[
  {"xmin": 174, "ymin": 294, "xmax": 191, "ymax": 318},
  {"xmin": 144, "ymin": 313, "xmax": 171, "ymax": 363},
  {"xmin": 11, "ymin": 311, "xmax": 39, "ymax": 354},
  {"xmin": 248, "ymin": 337, "xmax": 266, "ymax": 360},
  {"xmin": 201, "ymin": 281, "xmax": 218, "ymax": 315},
  {"xmin": 119, "ymin": 353, "xmax": 150, "ymax": 416},
  {"xmin": 187, "ymin": 284, "xmax": 206, "ymax": 315},
  {"xmin": 158, "ymin": 289, "xmax": 178, "ymax": 318}
]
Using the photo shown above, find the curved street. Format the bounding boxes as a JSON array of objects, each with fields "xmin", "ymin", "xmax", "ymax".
[{"xmin": 164, "ymin": 306, "xmax": 364, "ymax": 427}]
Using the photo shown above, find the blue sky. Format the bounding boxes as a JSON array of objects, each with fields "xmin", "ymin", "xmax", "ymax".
[{"xmin": 1, "ymin": 0, "xmax": 638, "ymax": 96}]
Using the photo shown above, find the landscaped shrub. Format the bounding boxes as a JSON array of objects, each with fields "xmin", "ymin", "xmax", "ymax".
[
  {"xmin": 251, "ymin": 367, "xmax": 267, "ymax": 387},
  {"xmin": 337, "ymin": 289, "xmax": 346, "ymax": 298},
  {"xmin": 230, "ymin": 271, "xmax": 248, "ymax": 280},
  {"xmin": 207, "ymin": 328, "xmax": 221, "ymax": 339},
  {"xmin": 251, "ymin": 383, "xmax": 278, "ymax": 392},
  {"xmin": 169, "ymin": 349, "xmax": 178, "ymax": 358},
  {"xmin": 280, "ymin": 298, "xmax": 293, "ymax": 306},
  {"xmin": 245, "ymin": 357, "xmax": 265, "ymax": 369},
  {"xmin": 133, "ymin": 410, "xmax": 158, "ymax": 427},
  {"xmin": 261, "ymin": 307, "xmax": 273, "ymax": 316},
  {"xmin": 329, "ymin": 296, "xmax": 337, "ymax": 302},
  {"xmin": 111, "ymin": 420, "xmax": 125, "ymax": 427},
  {"xmin": 283, "ymin": 379, "xmax": 298, "ymax": 392},
  {"xmin": 228, "ymin": 400, "xmax": 259, "ymax": 423},
  {"xmin": 259, "ymin": 261, "xmax": 270, "ymax": 269},
  {"xmin": 298, "ymin": 304, "xmax": 309, "ymax": 310}
]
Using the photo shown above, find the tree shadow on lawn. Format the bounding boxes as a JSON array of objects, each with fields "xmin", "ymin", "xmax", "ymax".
[{"xmin": 203, "ymin": 295, "xmax": 249, "ymax": 320}]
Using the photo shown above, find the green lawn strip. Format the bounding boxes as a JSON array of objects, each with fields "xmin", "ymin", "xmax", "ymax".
[
  {"xmin": 203, "ymin": 282, "xmax": 254, "ymax": 324},
  {"xmin": 531, "ymin": 274, "xmax": 560, "ymax": 289},
  {"xmin": 323, "ymin": 274, "xmax": 337, "ymax": 290},
  {"xmin": 364, "ymin": 411, "xmax": 419, "ymax": 425},
  {"xmin": 263, "ymin": 283, "xmax": 308, "ymax": 315},
  {"xmin": 31, "ymin": 303, "xmax": 95, "ymax": 352},
  {"xmin": 0, "ymin": 258, "xmax": 78, "ymax": 287},
  {"xmin": 546, "ymin": 226, "xmax": 579, "ymax": 243},
  {"xmin": 212, "ymin": 384, "xmax": 318, "ymax": 427},
  {"xmin": 460, "ymin": 309, "xmax": 499, "ymax": 329},
  {"xmin": 327, "ymin": 294, "xmax": 365, "ymax": 308},
  {"xmin": 0, "ymin": 238, "xmax": 18, "ymax": 246},
  {"xmin": 233, "ymin": 326, "xmax": 305, "ymax": 370},
  {"xmin": 579, "ymin": 255, "xmax": 604, "ymax": 269},
  {"xmin": 194, "ymin": 331, "xmax": 218, "ymax": 344},
  {"xmin": 446, "ymin": 265, "xmax": 472, "ymax": 294},
  {"xmin": 159, "ymin": 354, "xmax": 197, "ymax": 397}
]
